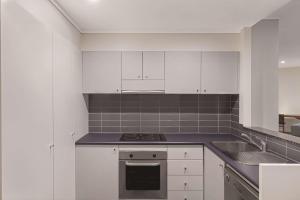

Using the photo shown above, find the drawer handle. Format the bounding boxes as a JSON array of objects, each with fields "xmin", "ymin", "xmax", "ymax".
[
  {"xmin": 184, "ymin": 182, "xmax": 188, "ymax": 186},
  {"xmin": 184, "ymin": 198, "xmax": 187, "ymax": 200},
  {"xmin": 184, "ymin": 152, "xmax": 188, "ymax": 157}
]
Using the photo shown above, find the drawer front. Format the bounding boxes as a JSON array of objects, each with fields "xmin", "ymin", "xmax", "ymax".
[
  {"xmin": 168, "ymin": 160, "xmax": 203, "ymax": 176},
  {"xmin": 168, "ymin": 146, "xmax": 203, "ymax": 160},
  {"xmin": 168, "ymin": 191, "xmax": 203, "ymax": 200},
  {"xmin": 168, "ymin": 176, "xmax": 203, "ymax": 191}
]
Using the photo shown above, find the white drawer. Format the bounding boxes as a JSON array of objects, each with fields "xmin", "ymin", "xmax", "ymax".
[
  {"xmin": 168, "ymin": 160, "xmax": 203, "ymax": 176},
  {"xmin": 168, "ymin": 146, "xmax": 203, "ymax": 160},
  {"xmin": 168, "ymin": 176, "xmax": 203, "ymax": 191},
  {"xmin": 168, "ymin": 191, "xmax": 203, "ymax": 200}
]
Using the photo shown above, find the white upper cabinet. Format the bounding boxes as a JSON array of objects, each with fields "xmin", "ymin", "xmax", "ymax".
[
  {"xmin": 83, "ymin": 51, "xmax": 122, "ymax": 93},
  {"xmin": 165, "ymin": 51, "xmax": 201, "ymax": 94},
  {"xmin": 201, "ymin": 52, "xmax": 239, "ymax": 94},
  {"xmin": 122, "ymin": 51, "xmax": 143, "ymax": 80},
  {"xmin": 143, "ymin": 51, "xmax": 165, "ymax": 80}
]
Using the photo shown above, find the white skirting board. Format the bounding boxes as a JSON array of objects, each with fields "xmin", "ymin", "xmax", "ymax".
[{"xmin": 259, "ymin": 164, "xmax": 300, "ymax": 200}]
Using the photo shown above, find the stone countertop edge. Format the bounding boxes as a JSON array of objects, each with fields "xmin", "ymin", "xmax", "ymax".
[{"xmin": 75, "ymin": 133, "xmax": 260, "ymax": 188}]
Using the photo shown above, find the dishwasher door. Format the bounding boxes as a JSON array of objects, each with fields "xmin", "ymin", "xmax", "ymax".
[{"xmin": 224, "ymin": 167, "xmax": 259, "ymax": 200}]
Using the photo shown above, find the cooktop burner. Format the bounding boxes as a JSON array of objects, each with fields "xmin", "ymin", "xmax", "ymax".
[{"xmin": 120, "ymin": 133, "xmax": 166, "ymax": 142}]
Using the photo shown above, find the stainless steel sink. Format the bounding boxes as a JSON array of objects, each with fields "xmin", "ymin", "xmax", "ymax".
[
  {"xmin": 211, "ymin": 141, "xmax": 290, "ymax": 166},
  {"xmin": 211, "ymin": 141, "xmax": 260, "ymax": 154},
  {"xmin": 229, "ymin": 151, "xmax": 290, "ymax": 165}
]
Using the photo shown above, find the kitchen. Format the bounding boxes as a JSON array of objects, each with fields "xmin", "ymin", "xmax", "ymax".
[{"xmin": 1, "ymin": 0, "xmax": 300, "ymax": 200}]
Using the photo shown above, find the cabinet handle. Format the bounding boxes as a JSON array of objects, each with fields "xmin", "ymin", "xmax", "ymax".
[
  {"xmin": 204, "ymin": 89, "xmax": 207, "ymax": 93},
  {"xmin": 184, "ymin": 198, "xmax": 187, "ymax": 200},
  {"xmin": 184, "ymin": 182, "xmax": 188, "ymax": 186},
  {"xmin": 144, "ymin": 76, "xmax": 149, "ymax": 79},
  {"xmin": 197, "ymin": 89, "xmax": 199, "ymax": 93},
  {"xmin": 184, "ymin": 152, "xmax": 188, "ymax": 157},
  {"xmin": 219, "ymin": 164, "xmax": 224, "ymax": 169},
  {"xmin": 137, "ymin": 75, "xmax": 141, "ymax": 79},
  {"xmin": 116, "ymin": 89, "xmax": 119, "ymax": 92},
  {"xmin": 49, "ymin": 144, "xmax": 54, "ymax": 150},
  {"xmin": 184, "ymin": 167, "xmax": 187, "ymax": 172}
]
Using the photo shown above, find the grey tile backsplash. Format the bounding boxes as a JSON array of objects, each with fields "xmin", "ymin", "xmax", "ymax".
[{"xmin": 89, "ymin": 94, "xmax": 239, "ymax": 134}]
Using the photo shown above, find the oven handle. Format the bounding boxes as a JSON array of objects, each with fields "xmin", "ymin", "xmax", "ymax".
[{"xmin": 125, "ymin": 162, "xmax": 161, "ymax": 167}]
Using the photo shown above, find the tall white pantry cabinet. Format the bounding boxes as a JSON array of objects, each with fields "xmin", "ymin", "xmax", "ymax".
[{"xmin": 1, "ymin": 2, "xmax": 87, "ymax": 200}]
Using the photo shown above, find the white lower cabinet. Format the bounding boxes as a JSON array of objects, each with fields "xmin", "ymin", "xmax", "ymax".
[
  {"xmin": 167, "ymin": 146, "xmax": 203, "ymax": 200},
  {"xmin": 204, "ymin": 147, "xmax": 225, "ymax": 200},
  {"xmin": 168, "ymin": 191, "xmax": 204, "ymax": 200},
  {"xmin": 168, "ymin": 176, "xmax": 203, "ymax": 191},
  {"xmin": 76, "ymin": 146, "xmax": 119, "ymax": 200}
]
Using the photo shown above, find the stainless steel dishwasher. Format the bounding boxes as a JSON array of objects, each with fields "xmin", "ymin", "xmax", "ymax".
[{"xmin": 224, "ymin": 166, "xmax": 259, "ymax": 200}]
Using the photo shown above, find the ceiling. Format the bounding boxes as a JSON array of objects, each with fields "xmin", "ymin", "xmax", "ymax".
[
  {"xmin": 55, "ymin": 0, "xmax": 291, "ymax": 33},
  {"xmin": 269, "ymin": 0, "xmax": 300, "ymax": 68}
]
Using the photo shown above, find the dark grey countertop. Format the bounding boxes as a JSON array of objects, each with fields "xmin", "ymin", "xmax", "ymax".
[{"xmin": 76, "ymin": 133, "xmax": 259, "ymax": 188}]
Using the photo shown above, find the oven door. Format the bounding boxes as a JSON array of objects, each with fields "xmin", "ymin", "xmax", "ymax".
[{"xmin": 119, "ymin": 160, "xmax": 167, "ymax": 199}]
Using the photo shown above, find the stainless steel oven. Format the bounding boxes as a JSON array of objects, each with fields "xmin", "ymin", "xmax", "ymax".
[{"xmin": 119, "ymin": 151, "xmax": 167, "ymax": 199}]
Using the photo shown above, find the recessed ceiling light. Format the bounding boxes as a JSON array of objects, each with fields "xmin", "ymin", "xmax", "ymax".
[
  {"xmin": 280, "ymin": 60, "xmax": 286, "ymax": 64},
  {"xmin": 88, "ymin": 0, "xmax": 99, "ymax": 3}
]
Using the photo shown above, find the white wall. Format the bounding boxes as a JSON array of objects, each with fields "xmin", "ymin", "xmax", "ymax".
[
  {"xmin": 239, "ymin": 20, "xmax": 279, "ymax": 131},
  {"xmin": 279, "ymin": 67, "xmax": 300, "ymax": 115},
  {"xmin": 81, "ymin": 33, "xmax": 240, "ymax": 51}
]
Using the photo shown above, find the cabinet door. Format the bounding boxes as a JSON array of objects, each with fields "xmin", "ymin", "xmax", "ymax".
[
  {"xmin": 53, "ymin": 34, "xmax": 77, "ymax": 200},
  {"xmin": 83, "ymin": 51, "xmax": 121, "ymax": 93},
  {"xmin": 204, "ymin": 147, "xmax": 225, "ymax": 200},
  {"xmin": 122, "ymin": 51, "xmax": 143, "ymax": 79},
  {"xmin": 201, "ymin": 52, "xmax": 239, "ymax": 94},
  {"xmin": 143, "ymin": 51, "xmax": 165, "ymax": 80},
  {"xmin": 165, "ymin": 51, "xmax": 201, "ymax": 94},
  {"xmin": 2, "ymin": 3, "xmax": 53, "ymax": 199},
  {"xmin": 76, "ymin": 146, "xmax": 119, "ymax": 200}
]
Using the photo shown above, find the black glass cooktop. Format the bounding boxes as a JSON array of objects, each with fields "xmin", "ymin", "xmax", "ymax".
[{"xmin": 120, "ymin": 133, "xmax": 166, "ymax": 142}]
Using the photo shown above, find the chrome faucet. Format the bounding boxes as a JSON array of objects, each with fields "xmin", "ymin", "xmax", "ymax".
[{"xmin": 241, "ymin": 133, "xmax": 267, "ymax": 152}]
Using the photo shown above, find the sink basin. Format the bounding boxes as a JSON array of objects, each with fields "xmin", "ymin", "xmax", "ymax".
[
  {"xmin": 230, "ymin": 152, "xmax": 290, "ymax": 166},
  {"xmin": 212, "ymin": 141, "xmax": 290, "ymax": 166},
  {"xmin": 211, "ymin": 141, "xmax": 260, "ymax": 154}
]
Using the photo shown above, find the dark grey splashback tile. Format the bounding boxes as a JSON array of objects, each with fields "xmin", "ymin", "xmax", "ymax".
[
  {"xmin": 199, "ymin": 121, "xmax": 218, "ymax": 127},
  {"xmin": 121, "ymin": 126, "xmax": 140, "ymax": 133},
  {"xmin": 180, "ymin": 126, "xmax": 198, "ymax": 133},
  {"xmin": 121, "ymin": 113, "xmax": 140, "ymax": 120},
  {"xmin": 266, "ymin": 141, "xmax": 286, "ymax": 157},
  {"xmin": 160, "ymin": 113, "xmax": 179, "ymax": 120},
  {"xmin": 287, "ymin": 148, "xmax": 300, "ymax": 163},
  {"xmin": 199, "ymin": 114, "xmax": 218, "ymax": 121},
  {"xmin": 160, "ymin": 126, "xmax": 179, "ymax": 133},
  {"xmin": 141, "ymin": 113, "xmax": 159, "ymax": 120},
  {"xmin": 180, "ymin": 113, "xmax": 198, "ymax": 120},
  {"xmin": 88, "ymin": 94, "xmax": 239, "ymax": 134},
  {"xmin": 180, "ymin": 121, "xmax": 198, "ymax": 127},
  {"xmin": 102, "ymin": 120, "xmax": 121, "ymax": 127},
  {"xmin": 89, "ymin": 113, "xmax": 101, "ymax": 120},
  {"xmin": 102, "ymin": 113, "xmax": 121, "ymax": 120},
  {"xmin": 160, "ymin": 120, "xmax": 179, "ymax": 126},
  {"xmin": 141, "ymin": 126, "xmax": 159, "ymax": 133},
  {"xmin": 121, "ymin": 120, "xmax": 140, "ymax": 126}
]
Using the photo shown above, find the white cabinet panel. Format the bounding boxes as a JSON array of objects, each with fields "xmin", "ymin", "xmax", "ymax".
[
  {"xmin": 168, "ymin": 160, "xmax": 203, "ymax": 176},
  {"xmin": 168, "ymin": 191, "xmax": 204, "ymax": 200},
  {"xmin": 204, "ymin": 147, "xmax": 225, "ymax": 200},
  {"xmin": 2, "ymin": 3, "xmax": 53, "ymax": 199},
  {"xmin": 122, "ymin": 51, "xmax": 143, "ymax": 79},
  {"xmin": 53, "ymin": 34, "xmax": 77, "ymax": 200},
  {"xmin": 168, "ymin": 176, "xmax": 203, "ymax": 191},
  {"xmin": 143, "ymin": 51, "xmax": 165, "ymax": 80},
  {"xmin": 168, "ymin": 146, "xmax": 203, "ymax": 160},
  {"xmin": 76, "ymin": 146, "xmax": 119, "ymax": 200},
  {"xmin": 83, "ymin": 51, "xmax": 121, "ymax": 93},
  {"xmin": 165, "ymin": 51, "xmax": 201, "ymax": 94},
  {"xmin": 201, "ymin": 52, "xmax": 239, "ymax": 94}
]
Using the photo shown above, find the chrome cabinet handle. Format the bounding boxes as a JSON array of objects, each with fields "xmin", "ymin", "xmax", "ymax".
[
  {"xmin": 125, "ymin": 162, "xmax": 160, "ymax": 167},
  {"xmin": 49, "ymin": 144, "xmax": 54, "ymax": 150}
]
